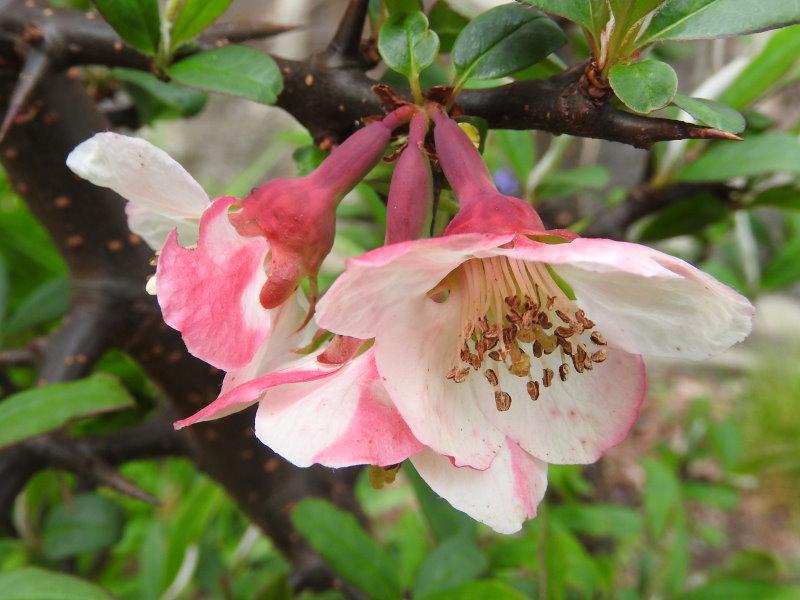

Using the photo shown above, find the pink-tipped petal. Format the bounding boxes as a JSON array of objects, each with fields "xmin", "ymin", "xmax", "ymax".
[
  {"xmin": 411, "ymin": 438, "xmax": 548, "ymax": 534},
  {"xmin": 316, "ymin": 233, "xmax": 514, "ymax": 340},
  {"xmin": 157, "ymin": 197, "xmax": 270, "ymax": 371},
  {"xmin": 474, "ymin": 348, "xmax": 646, "ymax": 464},
  {"xmin": 374, "ymin": 290, "xmax": 505, "ymax": 469},
  {"xmin": 255, "ymin": 350, "xmax": 424, "ymax": 468},
  {"xmin": 494, "ymin": 236, "xmax": 754, "ymax": 359}
]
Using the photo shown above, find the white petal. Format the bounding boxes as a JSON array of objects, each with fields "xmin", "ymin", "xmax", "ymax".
[
  {"xmin": 411, "ymin": 438, "xmax": 548, "ymax": 534},
  {"xmin": 374, "ymin": 291, "xmax": 504, "ymax": 469},
  {"xmin": 67, "ymin": 132, "xmax": 209, "ymax": 220},
  {"xmin": 125, "ymin": 202, "xmax": 199, "ymax": 250},
  {"xmin": 475, "ymin": 347, "xmax": 645, "ymax": 464}
]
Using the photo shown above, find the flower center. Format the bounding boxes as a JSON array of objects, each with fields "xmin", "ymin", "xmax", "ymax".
[{"xmin": 441, "ymin": 257, "xmax": 607, "ymax": 411}]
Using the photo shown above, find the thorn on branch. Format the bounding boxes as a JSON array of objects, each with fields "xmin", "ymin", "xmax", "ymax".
[
  {"xmin": 197, "ymin": 20, "xmax": 300, "ymax": 49},
  {"xmin": 319, "ymin": 0, "xmax": 370, "ymax": 68},
  {"xmin": 0, "ymin": 48, "xmax": 49, "ymax": 144}
]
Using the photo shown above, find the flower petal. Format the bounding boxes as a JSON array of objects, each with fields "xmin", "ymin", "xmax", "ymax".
[
  {"xmin": 157, "ymin": 197, "xmax": 270, "ymax": 370},
  {"xmin": 473, "ymin": 347, "xmax": 646, "ymax": 464},
  {"xmin": 67, "ymin": 132, "xmax": 209, "ymax": 219},
  {"xmin": 494, "ymin": 236, "xmax": 754, "ymax": 359},
  {"xmin": 411, "ymin": 437, "xmax": 547, "ymax": 534},
  {"xmin": 374, "ymin": 291, "xmax": 504, "ymax": 469},
  {"xmin": 316, "ymin": 233, "xmax": 514, "ymax": 339},
  {"xmin": 255, "ymin": 350, "xmax": 424, "ymax": 468},
  {"xmin": 125, "ymin": 202, "xmax": 198, "ymax": 250}
]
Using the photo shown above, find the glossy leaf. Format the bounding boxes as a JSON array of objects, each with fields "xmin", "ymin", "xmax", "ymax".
[
  {"xmin": 672, "ymin": 94, "xmax": 745, "ymax": 133},
  {"xmin": 412, "ymin": 535, "xmax": 488, "ymax": 599},
  {"xmin": 428, "ymin": 1, "xmax": 468, "ymax": 52},
  {"xmin": 169, "ymin": 0, "xmax": 233, "ymax": 49},
  {"xmin": 42, "ymin": 494, "xmax": 124, "ymax": 560},
  {"xmin": 679, "ymin": 133, "xmax": 800, "ymax": 182},
  {"xmin": 92, "ymin": 0, "xmax": 160, "ymax": 55},
  {"xmin": 640, "ymin": 0, "xmax": 800, "ymax": 44},
  {"xmin": 521, "ymin": 0, "xmax": 609, "ymax": 39},
  {"xmin": 609, "ymin": 59, "xmax": 678, "ymax": 113},
  {"xmin": 0, "ymin": 374, "xmax": 134, "ymax": 449},
  {"xmin": 291, "ymin": 499, "xmax": 401, "ymax": 600},
  {"xmin": 3, "ymin": 277, "xmax": 69, "ymax": 336},
  {"xmin": 0, "ymin": 567, "xmax": 114, "ymax": 600},
  {"xmin": 167, "ymin": 46, "xmax": 283, "ymax": 104},
  {"xmin": 751, "ymin": 185, "xmax": 800, "ymax": 210},
  {"xmin": 378, "ymin": 11, "xmax": 440, "ymax": 78},
  {"xmin": 112, "ymin": 68, "xmax": 207, "ymax": 123},
  {"xmin": 452, "ymin": 4, "xmax": 566, "ymax": 81}
]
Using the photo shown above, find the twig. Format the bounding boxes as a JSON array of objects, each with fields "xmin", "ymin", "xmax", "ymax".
[{"xmin": 318, "ymin": 0, "xmax": 370, "ymax": 68}]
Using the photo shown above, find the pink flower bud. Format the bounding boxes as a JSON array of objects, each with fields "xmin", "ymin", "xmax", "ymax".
[
  {"xmin": 230, "ymin": 106, "xmax": 415, "ymax": 311},
  {"xmin": 386, "ymin": 111, "xmax": 433, "ymax": 245},
  {"xmin": 430, "ymin": 108, "xmax": 545, "ymax": 236}
]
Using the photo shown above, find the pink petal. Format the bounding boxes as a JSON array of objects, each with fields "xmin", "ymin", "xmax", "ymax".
[
  {"xmin": 255, "ymin": 350, "xmax": 424, "ymax": 468},
  {"xmin": 411, "ymin": 437, "xmax": 548, "ymax": 534},
  {"xmin": 473, "ymin": 347, "xmax": 646, "ymax": 464},
  {"xmin": 494, "ymin": 236, "xmax": 754, "ymax": 359},
  {"xmin": 373, "ymin": 291, "xmax": 505, "ymax": 469},
  {"xmin": 316, "ymin": 233, "xmax": 514, "ymax": 340},
  {"xmin": 157, "ymin": 197, "xmax": 271, "ymax": 370}
]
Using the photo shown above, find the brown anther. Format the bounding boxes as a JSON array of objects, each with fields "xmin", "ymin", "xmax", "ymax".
[
  {"xmin": 537, "ymin": 313, "xmax": 552, "ymax": 329},
  {"xmin": 469, "ymin": 354, "xmax": 482, "ymax": 370},
  {"xmin": 494, "ymin": 390, "xmax": 512, "ymax": 411},
  {"xmin": 488, "ymin": 350, "xmax": 502, "ymax": 362},
  {"xmin": 547, "ymin": 296, "xmax": 556, "ymax": 309},
  {"xmin": 460, "ymin": 345, "xmax": 471, "ymax": 362},
  {"xmin": 484, "ymin": 369, "xmax": 499, "ymax": 386},
  {"xmin": 508, "ymin": 349, "xmax": 531, "ymax": 377},
  {"xmin": 556, "ymin": 310, "xmax": 571, "ymax": 323},
  {"xmin": 559, "ymin": 363, "xmax": 570, "ymax": 382},
  {"xmin": 446, "ymin": 367, "xmax": 458, "ymax": 380},
  {"xmin": 502, "ymin": 326, "xmax": 517, "ymax": 346},
  {"xmin": 556, "ymin": 336, "xmax": 573, "ymax": 355},
  {"xmin": 532, "ymin": 340, "xmax": 543, "ymax": 358},
  {"xmin": 522, "ymin": 309, "xmax": 536, "ymax": 328},
  {"xmin": 591, "ymin": 349, "xmax": 608, "ymax": 363},
  {"xmin": 504, "ymin": 296, "xmax": 520, "ymax": 310},
  {"xmin": 527, "ymin": 380, "xmax": 540, "ymax": 401},
  {"xmin": 554, "ymin": 325, "xmax": 574, "ymax": 338},
  {"xmin": 507, "ymin": 309, "xmax": 522, "ymax": 324},
  {"xmin": 453, "ymin": 368, "xmax": 470, "ymax": 383},
  {"xmin": 542, "ymin": 368, "xmax": 554, "ymax": 388},
  {"xmin": 590, "ymin": 331, "xmax": 607, "ymax": 345},
  {"xmin": 516, "ymin": 327, "xmax": 535, "ymax": 343},
  {"xmin": 572, "ymin": 351, "xmax": 585, "ymax": 374},
  {"xmin": 484, "ymin": 336, "xmax": 499, "ymax": 351}
]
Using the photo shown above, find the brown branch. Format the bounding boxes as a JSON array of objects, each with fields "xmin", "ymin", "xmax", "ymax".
[
  {"xmin": 318, "ymin": 0, "xmax": 370, "ymax": 68},
  {"xmin": 0, "ymin": 0, "xmax": 736, "ymax": 148}
]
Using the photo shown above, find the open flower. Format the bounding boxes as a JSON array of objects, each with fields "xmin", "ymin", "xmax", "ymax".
[{"xmin": 315, "ymin": 111, "xmax": 754, "ymax": 476}]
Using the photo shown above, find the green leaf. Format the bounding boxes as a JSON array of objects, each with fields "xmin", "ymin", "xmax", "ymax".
[
  {"xmin": 412, "ymin": 535, "xmax": 488, "ymax": 599},
  {"xmin": 406, "ymin": 463, "xmax": 476, "ymax": 541},
  {"xmin": 167, "ymin": 45, "xmax": 283, "ymax": 104},
  {"xmin": 92, "ymin": 0, "xmax": 160, "ymax": 54},
  {"xmin": 761, "ymin": 234, "xmax": 800, "ymax": 289},
  {"xmin": 637, "ymin": 193, "xmax": 728, "ymax": 241},
  {"xmin": 683, "ymin": 483, "xmax": 740, "ymax": 509},
  {"xmin": 751, "ymin": 185, "xmax": 800, "ymax": 210},
  {"xmin": 640, "ymin": 0, "xmax": 800, "ymax": 45},
  {"xmin": 389, "ymin": 511, "xmax": 430, "ymax": 589},
  {"xmin": 3, "ymin": 277, "xmax": 69, "ymax": 337},
  {"xmin": 42, "ymin": 494, "xmax": 124, "ymax": 560},
  {"xmin": 291, "ymin": 499, "xmax": 401, "ymax": 600},
  {"xmin": 538, "ymin": 165, "xmax": 610, "ymax": 199},
  {"xmin": 681, "ymin": 579, "xmax": 800, "ymax": 600},
  {"xmin": 678, "ymin": 133, "xmax": 800, "ymax": 182},
  {"xmin": 169, "ymin": 0, "xmax": 233, "ymax": 49},
  {"xmin": 672, "ymin": 94, "xmax": 745, "ymax": 133},
  {"xmin": 422, "ymin": 580, "xmax": 529, "ymax": 600},
  {"xmin": 428, "ymin": 1, "xmax": 468, "ymax": 52},
  {"xmin": 378, "ymin": 11, "xmax": 439, "ymax": 79},
  {"xmin": 552, "ymin": 503, "xmax": 642, "ymax": 538},
  {"xmin": 384, "ymin": 0, "xmax": 422, "ymax": 14},
  {"xmin": 111, "ymin": 68, "xmax": 207, "ymax": 123},
  {"xmin": 452, "ymin": 4, "xmax": 566, "ymax": 82},
  {"xmin": 719, "ymin": 25, "xmax": 800, "ymax": 110},
  {"xmin": 521, "ymin": 0, "xmax": 609, "ymax": 40},
  {"xmin": 0, "ymin": 374, "xmax": 134, "ymax": 449},
  {"xmin": 0, "ymin": 567, "xmax": 114, "ymax": 600},
  {"xmin": 643, "ymin": 457, "xmax": 682, "ymax": 538},
  {"xmin": 609, "ymin": 59, "xmax": 678, "ymax": 113}
]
